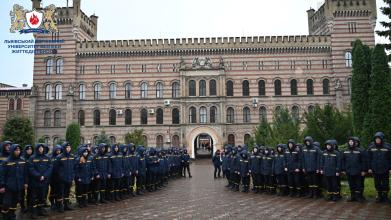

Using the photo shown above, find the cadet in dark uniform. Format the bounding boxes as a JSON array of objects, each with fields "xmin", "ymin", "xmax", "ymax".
[
  {"xmin": 367, "ymin": 132, "xmax": 391, "ymax": 203},
  {"xmin": 93, "ymin": 143, "xmax": 111, "ymax": 203},
  {"xmin": 320, "ymin": 140, "xmax": 341, "ymax": 202},
  {"xmin": 128, "ymin": 144, "xmax": 139, "ymax": 196},
  {"xmin": 212, "ymin": 150, "xmax": 222, "ymax": 179},
  {"xmin": 261, "ymin": 148, "xmax": 275, "ymax": 194},
  {"xmin": 342, "ymin": 137, "xmax": 367, "ymax": 202},
  {"xmin": 75, "ymin": 146, "xmax": 94, "ymax": 208},
  {"xmin": 284, "ymin": 139, "xmax": 302, "ymax": 197},
  {"xmin": 20, "ymin": 144, "xmax": 34, "ymax": 214},
  {"xmin": 181, "ymin": 149, "xmax": 191, "ymax": 178},
  {"xmin": 28, "ymin": 143, "xmax": 52, "ymax": 218},
  {"xmin": 136, "ymin": 146, "xmax": 146, "ymax": 195},
  {"xmin": 120, "ymin": 144, "xmax": 131, "ymax": 199},
  {"xmin": 302, "ymin": 136, "xmax": 322, "ymax": 198},
  {"xmin": 230, "ymin": 148, "xmax": 240, "ymax": 191},
  {"xmin": 53, "ymin": 142, "xmax": 75, "ymax": 212},
  {"xmin": 48, "ymin": 145, "xmax": 62, "ymax": 210},
  {"xmin": 222, "ymin": 146, "xmax": 232, "ymax": 187},
  {"xmin": 109, "ymin": 144, "xmax": 124, "ymax": 201},
  {"xmin": 239, "ymin": 150, "xmax": 250, "ymax": 192},
  {"xmin": 274, "ymin": 144, "xmax": 287, "ymax": 196},
  {"xmin": 353, "ymin": 136, "xmax": 367, "ymax": 201},
  {"xmin": 249, "ymin": 146, "xmax": 261, "ymax": 192},
  {"xmin": 0, "ymin": 144, "xmax": 28, "ymax": 220}
]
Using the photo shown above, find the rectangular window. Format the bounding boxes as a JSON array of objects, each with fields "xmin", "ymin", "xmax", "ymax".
[
  {"xmin": 348, "ymin": 22, "xmax": 357, "ymax": 33},
  {"xmin": 79, "ymin": 84, "xmax": 85, "ymax": 100},
  {"xmin": 142, "ymin": 64, "xmax": 147, "ymax": 73},
  {"xmin": 95, "ymin": 65, "xmax": 100, "ymax": 74},
  {"xmin": 322, "ymin": 60, "xmax": 328, "ymax": 69},
  {"xmin": 126, "ymin": 64, "xmax": 132, "ymax": 73},
  {"xmin": 172, "ymin": 64, "xmax": 177, "ymax": 72},
  {"xmin": 307, "ymin": 60, "xmax": 312, "ymax": 69},
  {"xmin": 275, "ymin": 61, "xmax": 279, "ymax": 70},
  {"xmin": 242, "ymin": 61, "xmax": 248, "ymax": 70},
  {"xmin": 111, "ymin": 65, "xmax": 116, "ymax": 74},
  {"xmin": 79, "ymin": 65, "xmax": 85, "ymax": 75},
  {"xmin": 226, "ymin": 61, "xmax": 232, "ymax": 71},
  {"xmin": 157, "ymin": 64, "xmax": 162, "ymax": 72},
  {"xmin": 258, "ymin": 61, "xmax": 263, "ymax": 70},
  {"xmin": 290, "ymin": 60, "xmax": 296, "ymax": 69}
]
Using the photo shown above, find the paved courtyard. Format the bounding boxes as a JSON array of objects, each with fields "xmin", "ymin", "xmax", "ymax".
[{"xmin": 21, "ymin": 159, "xmax": 391, "ymax": 220}]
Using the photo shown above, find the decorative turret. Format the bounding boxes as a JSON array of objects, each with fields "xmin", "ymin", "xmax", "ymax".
[{"xmin": 31, "ymin": 0, "xmax": 42, "ymax": 10}]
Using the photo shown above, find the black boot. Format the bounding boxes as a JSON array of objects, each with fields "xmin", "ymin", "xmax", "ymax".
[
  {"xmin": 38, "ymin": 207, "xmax": 49, "ymax": 217},
  {"xmin": 382, "ymin": 192, "xmax": 390, "ymax": 203},
  {"xmin": 348, "ymin": 192, "xmax": 356, "ymax": 202},
  {"xmin": 30, "ymin": 207, "xmax": 38, "ymax": 219},
  {"xmin": 376, "ymin": 192, "xmax": 383, "ymax": 203},
  {"xmin": 306, "ymin": 189, "xmax": 313, "ymax": 198},
  {"xmin": 57, "ymin": 202, "xmax": 64, "ymax": 213},
  {"xmin": 64, "ymin": 200, "xmax": 74, "ymax": 211}
]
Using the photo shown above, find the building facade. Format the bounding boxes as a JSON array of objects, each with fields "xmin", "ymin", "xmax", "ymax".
[{"xmin": 31, "ymin": 0, "xmax": 377, "ymax": 158}]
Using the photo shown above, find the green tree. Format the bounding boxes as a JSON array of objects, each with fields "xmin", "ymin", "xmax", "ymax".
[
  {"xmin": 269, "ymin": 108, "xmax": 301, "ymax": 147},
  {"xmin": 363, "ymin": 45, "xmax": 391, "ymax": 144},
  {"xmin": 65, "ymin": 122, "xmax": 81, "ymax": 151},
  {"xmin": 351, "ymin": 40, "xmax": 371, "ymax": 137},
  {"xmin": 303, "ymin": 105, "xmax": 353, "ymax": 145},
  {"xmin": 2, "ymin": 117, "xmax": 34, "ymax": 147},
  {"xmin": 124, "ymin": 129, "xmax": 146, "ymax": 146},
  {"xmin": 253, "ymin": 119, "xmax": 272, "ymax": 146},
  {"xmin": 96, "ymin": 130, "xmax": 110, "ymax": 145},
  {"xmin": 376, "ymin": 0, "xmax": 391, "ymax": 60}
]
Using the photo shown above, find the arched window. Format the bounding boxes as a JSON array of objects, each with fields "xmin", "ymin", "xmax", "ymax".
[
  {"xmin": 53, "ymin": 137, "xmax": 59, "ymax": 145},
  {"xmin": 189, "ymin": 107, "xmax": 196, "ymax": 123},
  {"xmin": 323, "ymin": 78, "xmax": 330, "ymax": 95},
  {"xmin": 172, "ymin": 108, "xmax": 180, "ymax": 124},
  {"xmin": 109, "ymin": 83, "xmax": 116, "ymax": 99},
  {"xmin": 244, "ymin": 134, "xmax": 251, "ymax": 145},
  {"xmin": 142, "ymin": 135, "xmax": 148, "ymax": 146},
  {"xmin": 16, "ymin": 98, "xmax": 22, "ymax": 110},
  {"xmin": 125, "ymin": 83, "xmax": 132, "ymax": 99},
  {"xmin": 141, "ymin": 82, "xmax": 148, "ymax": 98},
  {"xmin": 274, "ymin": 79, "xmax": 281, "ymax": 96},
  {"xmin": 46, "ymin": 58, "xmax": 53, "ymax": 75},
  {"xmin": 94, "ymin": 84, "xmax": 101, "ymax": 100},
  {"xmin": 125, "ymin": 109, "xmax": 132, "ymax": 125},
  {"xmin": 156, "ymin": 82, "xmax": 163, "ymax": 98},
  {"xmin": 258, "ymin": 80, "xmax": 265, "ymax": 96},
  {"xmin": 78, "ymin": 110, "xmax": 85, "ymax": 126},
  {"xmin": 308, "ymin": 105, "xmax": 315, "ymax": 113},
  {"xmin": 228, "ymin": 134, "xmax": 235, "ymax": 146},
  {"xmin": 110, "ymin": 136, "xmax": 116, "ymax": 145},
  {"xmin": 347, "ymin": 77, "xmax": 352, "ymax": 95},
  {"xmin": 209, "ymin": 80, "xmax": 217, "ymax": 96},
  {"xmin": 54, "ymin": 84, "xmax": 62, "ymax": 100},
  {"xmin": 109, "ymin": 109, "xmax": 116, "ymax": 125},
  {"xmin": 292, "ymin": 106, "xmax": 300, "ymax": 121},
  {"xmin": 156, "ymin": 108, "xmax": 163, "ymax": 124},
  {"xmin": 54, "ymin": 110, "xmax": 61, "ymax": 127},
  {"xmin": 156, "ymin": 135, "xmax": 164, "ymax": 147},
  {"xmin": 242, "ymin": 80, "xmax": 249, "ymax": 96},
  {"xmin": 172, "ymin": 135, "xmax": 180, "ymax": 147},
  {"xmin": 199, "ymin": 80, "xmax": 206, "ymax": 96},
  {"xmin": 8, "ymin": 99, "xmax": 14, "ymax": 110},
  {"xmin": 210, "ymin": 106, "xmax": 217, "ymax": 123},
  {"xmin": 345, "ymin": 51, "xmax": 352, "ymax": 67},
  {"xmin": 45, "ymin": 84, "xmax": 52, "ymax": 100},
  {"xmin": 275, "ymin": 106, "xmax": 282, "ymax": 114},
  {"xmin": 243, "ymin": 107, "xmax": 251, "ymax": 123},
  {"xmin": 44, "ymin": 110, "xmax": 51, "ymax": 127},
  {"xmin": 79, "ymin": 84, "xmax": 85, "ymax": 100},
  {"xmin": 306, "ymin": 79, "xmax": 314, "ymax": 95},
  {"xmin": 259, "ymin": 106, "xmax": 267, "ymax": 122},
  {"xmin": 140, "ymin": 108, "xmax": 148, "ymax": 125},
  {"xmin": 93, "ymin": 110, "xmax": 100, "ymax": 126},
  {"xmin": 56, "ymin": 58, "xmax": 64, "ymax": 74},
  {"xmin": 189, "ymin": 80, "xmax": 196, "ymax": 96},
  {"xmin": 172, "ymin": 82, "xmax": 180, "ymax": 98},
  {"xmin": 227, "ymin": 107, "xmax": 235, "ymax": 123},
  {"xmin": 200, "ymin": 107, "xmax": 207, "ymax": 123},
  {"xmin": 226, "ymin": 80, "xmax": 234, "ymax": 96},
  {"xmin": 290, "ymin": 79, "xmax": 298, "ymax": 95}
]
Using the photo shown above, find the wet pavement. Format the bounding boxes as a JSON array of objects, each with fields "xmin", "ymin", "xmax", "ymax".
[{"xmin": 20, "ymin": 159, "xmax": 391, "ymax": 220}]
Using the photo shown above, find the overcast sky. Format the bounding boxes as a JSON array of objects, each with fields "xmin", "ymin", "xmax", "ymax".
[{"xmin": 0, "ymin": 0, "xmax": 389, "ymax": 87}]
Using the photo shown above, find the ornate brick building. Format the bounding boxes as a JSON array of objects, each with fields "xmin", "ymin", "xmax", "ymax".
[{"xmin": 30, "ymin": 0, "xmax": 377, "ymax": 158}]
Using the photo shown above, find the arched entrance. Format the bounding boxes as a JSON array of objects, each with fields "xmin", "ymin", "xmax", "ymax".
[
  {"xmin": 194, "ymin": 134, "xmax": 213, "ymax": 158},
  {"xmin": 186, "ymin": 126, "xmax": 222, "ymax": 159}
]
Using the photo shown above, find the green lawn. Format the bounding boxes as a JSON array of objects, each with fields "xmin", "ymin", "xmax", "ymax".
[{"xmin": 340, "ymin": 177, "xmax": 391, "ymax": 199}]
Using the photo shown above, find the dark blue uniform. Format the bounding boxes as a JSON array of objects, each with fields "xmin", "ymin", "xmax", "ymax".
[
  {"xmin": 109, "ymin": 144, "xmax": 123, "ymax": 201},
  {"xmin": 320, "ymin": 140, "xmax": 341, "ymax": 202},
  {"xmin": 75, "ymin": 147, "xmax": 94, "ymax": 207},
  {"xmin": 342, "ymin": 137, "xmax": 367, "ymax": 202},
  {"xmin": 48, "ymin": 145, "xmax": 62, "ymax": 209},
  {"xmin": 284, "ymin": 139, "xmax": 303, "ymax": 197},
  {"xmin": 229, "ymin": 148, "xmax": 240, "ymax": 191},
  {"xmin": 273, "ymin": 144, "xmax": 287, "ymax": 196},
  {"xmin": 249, "ymin": 146, "xmax": 262, "ymax": 192},
  {"xmin": 222, "ymin": 146, "xmax": 231, "ymax": 187},
  {"xmin": 181, "ymin": 150, "xmax": 191, "ymax": 178},
  {"xmin": 146, "ymin": 148, "xmax": 159, "ymax": 191},
  {"xmin": 53, "ymin": 143, "xmax": 76, "ymax": 212},
  {"xmin": 261, "ymin": 149, "xmax": 275, "ymax": 194},
  {"xmin": 128, "ymin": 144, "xmax": 139, "ymax": 196},
  {"xmin": 239, "ymin": 151, "xmax": 250, "ymax": 192},
  {"xmin": 93, "ymin": 143, "xmax": 111, "ymax": 203},
  {"xmin": 367, "ymin": 132, "xmax": 391, "ymax": 202},
  {"xmin": 302, "ymin": 136, "xmax": 322, "ymax": 198},
  {"xmin": 20, "ymin": 144, "xmax": 34, "ymax": 214},
  {"xmin": 120, "ymin": 144, "xmax": 131, "ymax": 198},
  {"xmin": 0, "ymin": 144, "xmax": 28, "ymax": 220},
  {"xmin": 136, "ymin": 146, "xmax": 146, "ymax": 195},
  {"xmin": 28, "ymin": 144, "xmax": 52, "ymax": 217},
  {"xmin": 212, "ymin": 150, "xmax": 222, "ymax": 178}
]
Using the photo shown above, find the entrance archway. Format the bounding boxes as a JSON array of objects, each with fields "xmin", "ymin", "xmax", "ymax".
[
  {"xmin": 186, "ymin": 126, "xmax": 222, "ymax": 159},
  {"xmin": 194, "ymin": 134, "xmax": 213, "ymax": 158}
]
